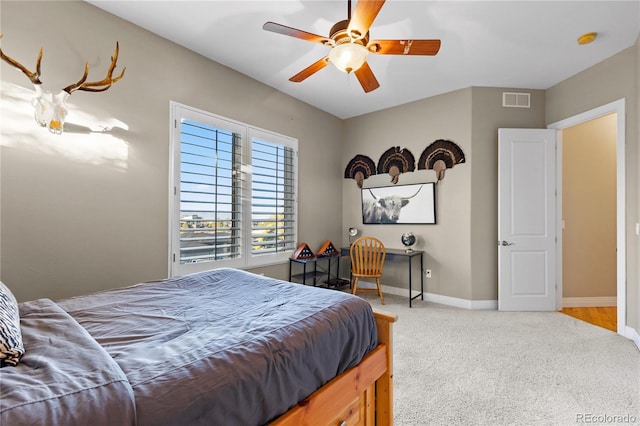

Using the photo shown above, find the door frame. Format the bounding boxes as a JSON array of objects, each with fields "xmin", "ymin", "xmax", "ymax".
[{"xmin": 547, "ymin": 98, "xmax": 626, "ymax": 335}]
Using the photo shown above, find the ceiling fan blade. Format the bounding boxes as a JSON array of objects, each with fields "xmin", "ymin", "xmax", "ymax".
[
  {"xmin": 289, "ymin": 57, "xmax": 330, "ymax": 82},
  {"xmin": 354, "ymin": 62, "xmax": 380, "ymax": 93},
  {"xmin": 347, "ymin": 0, "xmax": 386, "ymax": 40},
  {"xmin": 368, "ymin": 39, "xmax": 441, "ymax": 55},
  {"xmin": 263, "ymin": 22, "xmax": 330, "ymax": 44}
]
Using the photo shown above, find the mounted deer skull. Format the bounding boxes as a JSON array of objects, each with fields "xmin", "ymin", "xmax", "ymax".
[{"xmin": 0, "ymin": 35, "xmax": 125, "ymax": 134}]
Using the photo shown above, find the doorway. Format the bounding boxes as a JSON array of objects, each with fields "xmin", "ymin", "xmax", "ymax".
[
  {"xmin": 549, "ymin": 99, "xmax": 626, "ymax": 335},
  {"xmin": 561, "ymin": 307, "xmax": 617, "ymax": 332},
  {"xmin": 559, "ymin": 114, "xmax": 617, "ymax": 331}
]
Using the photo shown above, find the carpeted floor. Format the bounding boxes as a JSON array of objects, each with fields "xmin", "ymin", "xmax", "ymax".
[{"xmin": 358, "ymin": 293, "xmax": 640, "ymax": 426}]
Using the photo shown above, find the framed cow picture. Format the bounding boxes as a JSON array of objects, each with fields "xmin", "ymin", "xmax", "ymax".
[{"xmin": 361, "ymin": 182, "xmax": 436, "ymax": 224}]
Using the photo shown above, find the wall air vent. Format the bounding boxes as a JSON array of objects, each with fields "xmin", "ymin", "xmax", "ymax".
[{"xmin": 502, "ymin": 92, "xmax": 531, "ymax": 108}]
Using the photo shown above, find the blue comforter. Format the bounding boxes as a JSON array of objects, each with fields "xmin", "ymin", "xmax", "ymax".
[
  {"xmin": 0, "ymin": 299, "xmax": 136, "ymax": 425},
  {"xmin": 2, "ymin": 268, "xmax": 377, "ymax": 425}
]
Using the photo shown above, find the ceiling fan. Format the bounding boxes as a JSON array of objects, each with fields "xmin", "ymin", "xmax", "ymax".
[{"xmin": 263, "ymin": 0, "xmax": 441, "ymax": 93}]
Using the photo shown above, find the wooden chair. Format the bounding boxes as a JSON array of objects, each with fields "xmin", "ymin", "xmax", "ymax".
[{"xmin": 350, "ymin": 236, "xmax": 386, "ymax": 304}]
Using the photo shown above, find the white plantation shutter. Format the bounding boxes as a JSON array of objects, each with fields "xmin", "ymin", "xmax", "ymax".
[
  {"xmin": 170, "ymin": 103, "xmax": 297, "ymax": 276},
  {"xmin": 250, "ymin": 137, "xmax": 296, "ymax": 256},
  {"xmin": 179, "ymin": 119, "xmax": 243, "ymax": 264}
]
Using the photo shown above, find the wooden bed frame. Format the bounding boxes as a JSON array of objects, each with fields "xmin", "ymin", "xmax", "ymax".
[{"xmin": 272, "ymin": 310, "xmax": 398, "ymax": 426}]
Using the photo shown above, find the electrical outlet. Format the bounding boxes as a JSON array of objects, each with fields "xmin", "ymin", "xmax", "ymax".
[{"xmin": 425, "ymin": 269, "xmax": 432, "ymax": 278}]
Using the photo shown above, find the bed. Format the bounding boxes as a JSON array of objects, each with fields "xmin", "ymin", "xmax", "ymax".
[{"xmin": 0, "ymin": 268, "xmax": 397, "ymax": 425}]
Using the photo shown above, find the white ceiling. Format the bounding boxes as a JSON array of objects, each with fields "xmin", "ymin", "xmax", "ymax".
[{"xmin": 87, "ymin": 1, "xmax": 640, "ymax": 119}]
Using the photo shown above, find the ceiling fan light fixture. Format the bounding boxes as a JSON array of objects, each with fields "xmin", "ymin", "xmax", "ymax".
[{"xmin": 328, "ymin": 42, "xmax": 369, "ymax": 73}]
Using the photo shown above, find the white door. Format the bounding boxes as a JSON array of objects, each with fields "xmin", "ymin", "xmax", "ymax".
[{"xmin": 498, "ymin": 129, "xmax": 557, "ymax": 311}]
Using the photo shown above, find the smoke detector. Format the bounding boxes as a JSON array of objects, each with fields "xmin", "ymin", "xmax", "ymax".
[{"xmin": 578, "ymin": 32, "xmax": 597, "ymax": 45}]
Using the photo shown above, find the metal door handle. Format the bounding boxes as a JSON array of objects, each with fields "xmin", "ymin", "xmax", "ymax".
[{"xmin": 500, "ymin": 240, "xmax": 515, "ymax": 246}]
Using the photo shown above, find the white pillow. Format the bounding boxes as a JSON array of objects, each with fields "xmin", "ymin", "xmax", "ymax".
[{"xmin": 0, "ymin": 281, "xmax": 24, "ymax": 367}]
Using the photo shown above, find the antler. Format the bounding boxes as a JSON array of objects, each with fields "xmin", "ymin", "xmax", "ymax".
[
  {"xmin": 401, "ymin": 184, "xmax": 423, "ymax": 200},
  {"xmin": 1, "ymin": 35, "xmax": 126, "ymax": 134},
  {"xmin": 0, "ymin": 34, "xmax": 43, "ymax": 85},
  {"xmin": 369, "ymin": 185, "xmax": 423, "ymax": 201},
  {"xmin": 63, "ymin": 42, "xmax": 126, "ymax": 94}
]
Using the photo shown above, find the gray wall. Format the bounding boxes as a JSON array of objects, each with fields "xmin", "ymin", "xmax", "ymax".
[
  {"xmin": 341, "ymin": 87, "xmax": 545, "ymax": 302},
  {"xmin": 0, "ymin": 1, "xmax": 344, "ymax": 301},
  {"xmin": 546, "ymin": 43, "xmax": 639, "ymax": 331},
  {"xmin": 342, "ymin": 89, "xmax": 473, "ymax": 300},
  {"xmin": 342, "ymin": 87, "xmax": 544, "ymax": 301},
  {"xmin": 1, "ymin": 1, "xmax": 638, "ymax": 337},
  {"xmin": 637, "ymin": 35, "xmax": 640, "ymax": 332},
  {"xmin": 469, "ymin": 88, "xmax": 546, "ymax": 300}
]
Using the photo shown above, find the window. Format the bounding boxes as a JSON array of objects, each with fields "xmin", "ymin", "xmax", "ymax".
[
  {"xmin": 170, "ymin": 102, "xmax": 297, "ymax": 276},
  {"xmin": 250, "ymin": 137, "xmax": 296, "ymax": 256}
]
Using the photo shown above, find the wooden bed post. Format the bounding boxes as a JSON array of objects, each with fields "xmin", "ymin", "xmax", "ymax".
[{"xmin": 373, "ymin": 310, "xmax": 398, "ymax": 426}]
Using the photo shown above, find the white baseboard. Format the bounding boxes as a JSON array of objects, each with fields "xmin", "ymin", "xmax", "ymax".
[
  {"xmin": 379, "ymin": 283, "xmax": 422, "ymax": 299},
  {"xmin": 562, "ymin": 296, "xmax": 617, "ymax": 307},
  {"xmin": 352, "ymin": 282, "xmax": 423, "ymax": 300},
  {"xmin": 624, "ymin": 326, "xmax": 640, "ymax": 351},
  {"xmin": 424, "ymin": 292, "xmax": 498, "ymax": 310},
  {"xmin": 369, "ymin": 282, "xmax": 497, "ymax": 310}
]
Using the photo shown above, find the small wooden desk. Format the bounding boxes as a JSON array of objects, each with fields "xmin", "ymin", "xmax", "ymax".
[{"xmin": 341, "ymin": 247, "xmax": 424, "ymax": 307}]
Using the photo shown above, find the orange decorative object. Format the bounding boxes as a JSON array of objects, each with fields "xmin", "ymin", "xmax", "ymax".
[
  {"xmin": 317, "ymin": 240, "xmax": 339, "ymax": 257},
  {"xmin": 292, "ymin": 243, "xmax": 315, "ymax": 259}
]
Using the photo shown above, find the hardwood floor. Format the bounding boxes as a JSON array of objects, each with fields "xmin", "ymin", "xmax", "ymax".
[{"xmin": 560, "ymin": 306, "xmax": 617, "ymax": 332}]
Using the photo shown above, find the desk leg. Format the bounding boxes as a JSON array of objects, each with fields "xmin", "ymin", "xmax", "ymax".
[
  {"xmin": 312, "ymin": 261, "xmax": 317, "ymax": 286},
  {"xmin": 408, "ymin": 253, "xmax": 425, "ymax": 307},
  {"xmin": 420, "ymin": 253, "xmax": 424, "ymax": 301},
  {"xmin": 409, "ymin": 256, "xmax": 413, "ymax": 308}
]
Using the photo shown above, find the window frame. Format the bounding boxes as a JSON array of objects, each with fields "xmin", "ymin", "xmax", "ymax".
[{"xmin": 169, "ymin": 101, "xmax": 298, "ymax": 277}]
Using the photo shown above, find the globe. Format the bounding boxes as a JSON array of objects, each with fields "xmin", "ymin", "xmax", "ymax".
[{"xmin": 401, "ymin": 232, "xmax": 416, "ymax": 252}]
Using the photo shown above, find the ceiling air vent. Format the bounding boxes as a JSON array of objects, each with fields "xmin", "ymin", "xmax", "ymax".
[{"xmin": 502, "ymin": 92, "xmax": 531, "ymax": 108}]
